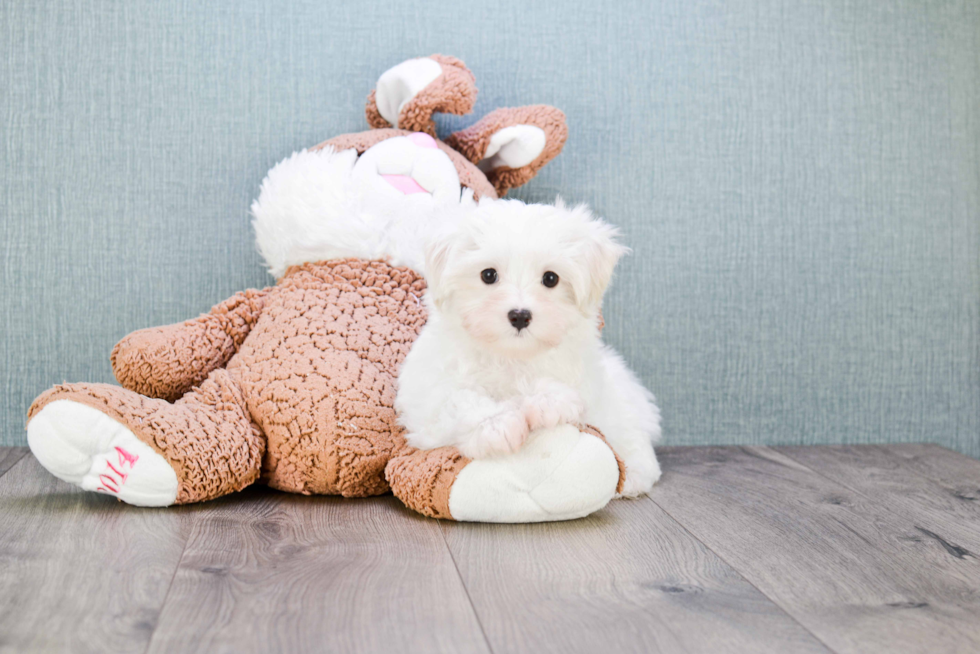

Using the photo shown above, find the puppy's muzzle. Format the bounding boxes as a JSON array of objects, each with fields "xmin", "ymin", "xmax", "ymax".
[{"xmin": 507, "ymin": 309, "xmax": 532, "ymax": 332}]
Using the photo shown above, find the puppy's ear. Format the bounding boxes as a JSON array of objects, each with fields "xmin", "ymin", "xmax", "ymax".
[
  {"xmin": 568, "ymin": 203, "xmax": 629, "ymax": 313},
  {"xmin": 423, "ymin": 231, "xmax": 458, "ymax": 309}
]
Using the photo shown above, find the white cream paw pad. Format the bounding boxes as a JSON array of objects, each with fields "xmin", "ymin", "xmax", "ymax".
[
  {"xmin": 27, "ymin": 400, "xmax": 178, "ymax": 507},
  {"xmin": 448, "ymin": 424, "xmax": 620, "ymax": 523}
]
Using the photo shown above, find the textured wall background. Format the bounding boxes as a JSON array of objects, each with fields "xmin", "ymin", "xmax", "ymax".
[{"xmin": 2, "ymin": 0, "xmax": 978, "ymax": 456}]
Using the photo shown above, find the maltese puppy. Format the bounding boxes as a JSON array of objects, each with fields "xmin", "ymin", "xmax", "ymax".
[{"xmin": 395, "ymin": 199, "xmax": 662, "ymax": 497}]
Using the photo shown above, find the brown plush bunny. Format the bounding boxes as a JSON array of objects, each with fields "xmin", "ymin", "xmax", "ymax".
[{"xmin": 26, "ymin": 56, "xmax": 625, "ymax": 522}]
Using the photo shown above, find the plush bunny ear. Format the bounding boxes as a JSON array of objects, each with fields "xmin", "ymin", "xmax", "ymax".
[
  {"xmin": 365, "ymin": 55, "xmax": 478, "ymax": 137},
  {"xmin": 445, "ymin": 106, "xmax": 568, "ymax": 196}
]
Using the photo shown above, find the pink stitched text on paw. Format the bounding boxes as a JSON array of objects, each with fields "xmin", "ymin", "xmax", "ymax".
[{"xmin": 96, "ymin": 446, "xmax": 140, "ymax": 494}]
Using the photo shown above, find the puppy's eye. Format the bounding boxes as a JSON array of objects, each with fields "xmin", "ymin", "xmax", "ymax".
[
  {"xmin": 542, "ymin": 271, "xmax": 559, "ymax": 288},
  {"xmin": 481, "ymin": 268, "xmax": 498, "ymax": 284}
]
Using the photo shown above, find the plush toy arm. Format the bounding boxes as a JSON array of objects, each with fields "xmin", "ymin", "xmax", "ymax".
[
  {"xmin": 386, "ymin": 424, "xmax": 626, "ymax": 523},
  {"xmin": 111, "ymin": 288, "xmax": 270, "ymax": 401},
  {"xmin": 365, "ymin": 55, "xmax": 477, "ymax": 136},
  {"xmin": 385, "ymin": 445, "xmax": 470, "ymax": 520}
]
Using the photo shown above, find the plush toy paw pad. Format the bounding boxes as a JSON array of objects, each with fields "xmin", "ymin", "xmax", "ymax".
[
  {"xmin": 448, "ymin": 424, "xmax": 620, "ymax": 523},
  {"xmin": 28, "ymin": 400, "xmax": 178, "ymax": 507}
]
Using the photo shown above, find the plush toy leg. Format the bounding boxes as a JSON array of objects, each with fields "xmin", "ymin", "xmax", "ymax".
[
  {"xmin": 27, "ymin": 369, "xmax": 264, "ymax": 506},
  {"xmin": 386, "ymin": 424, "xmax": 625, "ymax": 523}
]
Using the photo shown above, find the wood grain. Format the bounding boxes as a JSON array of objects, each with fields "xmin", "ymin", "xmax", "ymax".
[
  {"xmin": 5, "ymin": 444, "xmax": 980, "ymax": 653},
  {"xmin": 776, "ymin": 444, "xmax": 980, "ymax": 552},
  {"xmin": 145, "ymin": 488, "xmax": 490, "ymax": 654},
  {"xmin": 0, "ymin": 446, "xmax": 29, "ymax": 478},
  {"xmin": 0, "ymin": 455, "xmax": 193, "ymax": 653},
  {"xmin": 649, "ymin": 446, "xmax": 980, "ymax": 654},
  {"xmin": 877, "ymin": 443, "xmax": 980, "ymax": 489},
  {"xmin": 441, "ymin": 494, "xmax": 832, "ymax": 654}
]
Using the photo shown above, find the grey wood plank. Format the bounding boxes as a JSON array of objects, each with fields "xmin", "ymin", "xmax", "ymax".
[
  {"xmin": 146, "ymin": 489, "xmax": 491, "ymax": 654},
  {"xmin": 0, "ymin": 446, "xmax": 29, "ymax": 478},
  {"xmin": 878, "ymin": 443, "xmax": 980, "ymax": 491},
  {"xmin": 441, "ymin": 493, "xmax": 834, "ymax": 654},
  {"xmin": 0, "ymin": 455, "xmax": 193, "ymax": 653},
  {"xmin": 775, "ymin": 444, "xmax": 980, "ymax": 553},
  {"xmin": 650, "ymin": 446, "xmax": 980, "ymax": 654}
]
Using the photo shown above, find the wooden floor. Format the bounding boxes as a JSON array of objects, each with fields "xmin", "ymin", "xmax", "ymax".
[{"xmin": 2, "ymin": 444, "xmax": 979, "ymax": 654}]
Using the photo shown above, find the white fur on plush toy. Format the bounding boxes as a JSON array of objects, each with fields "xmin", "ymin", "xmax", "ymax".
[
  {"xmin": 251, "ymin": 138, "xmax": 474, "ymax": 278},
  {"xmin": 396, "ymin": 199, "xmax": 662, "ymax": 497}
]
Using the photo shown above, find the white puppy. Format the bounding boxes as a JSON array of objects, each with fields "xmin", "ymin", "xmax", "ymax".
[{"xmin": 396, "ymin": 199, "xmax": 662, "ymax": 497}]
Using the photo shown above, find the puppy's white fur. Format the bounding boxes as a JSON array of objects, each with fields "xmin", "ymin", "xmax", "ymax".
[{"xmin": 396, "ymin": 199, "xmax": 662, "ymax": 497}]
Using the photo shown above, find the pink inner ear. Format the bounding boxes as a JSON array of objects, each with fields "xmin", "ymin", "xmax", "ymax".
[
  {"xmin": 381, "ymin": 174, "xmax": 429, "ymax": 195},
  {"xmin": 407, "ymin": 132, "xmax": 438, "ymax": 149}
]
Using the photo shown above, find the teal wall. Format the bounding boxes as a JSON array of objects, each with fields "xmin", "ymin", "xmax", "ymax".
[{"xmin": 3, "ymin": 0, "xmax": 978, "ymax": 456}]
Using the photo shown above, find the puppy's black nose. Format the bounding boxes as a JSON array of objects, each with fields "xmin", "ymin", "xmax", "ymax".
[{"xmin": 508, "ymin": 308, "xmax": 532, "ymax": 331}]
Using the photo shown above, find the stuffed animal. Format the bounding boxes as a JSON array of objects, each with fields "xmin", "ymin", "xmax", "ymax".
[{"xmin": 26, "ymin": 55, "xmax": 627, "ymax": 522}]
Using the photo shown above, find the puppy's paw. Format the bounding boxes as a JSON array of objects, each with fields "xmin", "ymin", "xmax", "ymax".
[
  {"xmin": 459, "ymin": 408, "xmax": 529, "ymax": 459},
  {"xmin": 618, "ymin": 447, "xmax": 662, "ymax": 498},
  {"xmin": 522, "ymin": 381, "xmax": 585, "ymax": 431}
]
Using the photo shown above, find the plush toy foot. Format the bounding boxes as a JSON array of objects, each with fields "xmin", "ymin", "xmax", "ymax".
[
  {"xmin": 386, "ymin": 424, "xmax": 624, "ymax": 523},
  {"xmin": 28, "ymin": 399, "xmax": 179, "ymax": 507},
  {"xmin": 28, "ymin": 376, "xmax": 264, "ymax": 506}
]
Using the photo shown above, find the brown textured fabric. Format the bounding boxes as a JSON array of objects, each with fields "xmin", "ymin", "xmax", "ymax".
[
  {"xmin": 579, "ymin": 423, "xmax": 626, "ymax": 494},
  {"xmin": 227, "ymin": 259, "xmax": 428, "ymax": 497},
  {"xmin": 313, "ymin": 129, "xmax": 498, "ymax": 202},
  {"xmin": 395, "ymin": 55, "xmax": 477, "ymax": 136},
  {"xmin": 385, "ymin": 446, "xmax": 470, "ymax": 520},
  {"xmin": 30, "ymin": 259, "xmax": 428, "ymax": 504},
  {"xmin": 111, "ymin": 289, "xmax": 268, "ymax": 402},
  {"xmin": 315, "ymin": 128, "xmax": 407, "ymax": 155},
  {"xmin": 445, "ymin": 105, "xmax": 569, "ymax": 196},
  {"xmin": 364, "ymin": 54, "xmax": 477, "ymax": 137},
  {"xmin": 28, "ymin": 371, "xmax": 265, "ymax": 504},
  {"xmin": 364, "ymin": 89, "xmax": 386, "ymax": 130}
]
